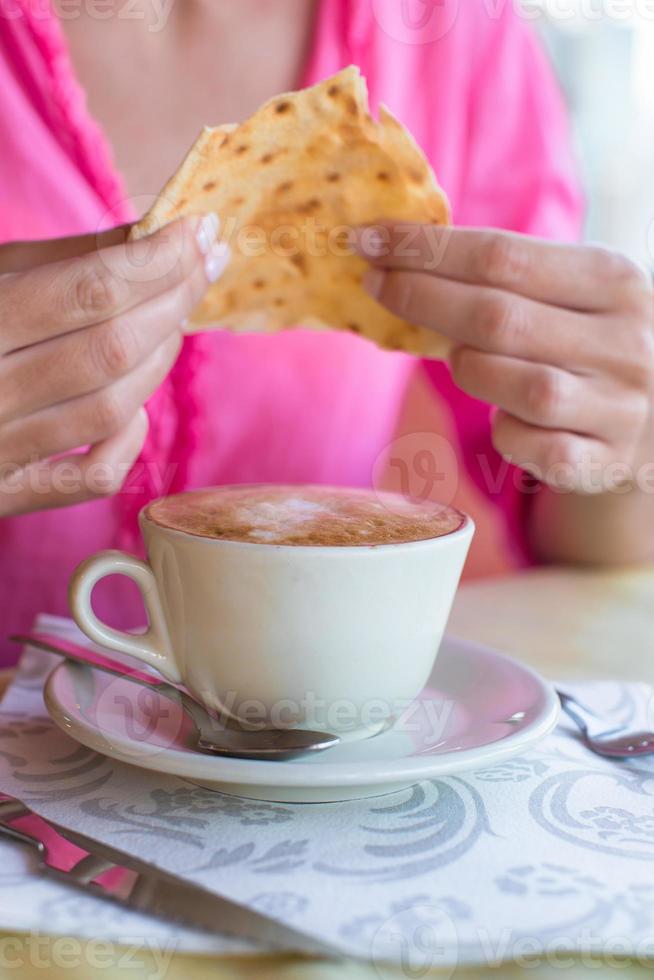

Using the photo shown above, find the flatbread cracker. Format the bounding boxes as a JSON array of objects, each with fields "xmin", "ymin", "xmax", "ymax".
[{"xmin": 131, "ymin": 66, "xmax": 451, "ymax": 358}]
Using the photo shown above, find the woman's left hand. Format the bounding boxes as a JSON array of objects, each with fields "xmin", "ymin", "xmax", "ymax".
[{"xmin": 357, "ymin": 226, "xmax": 654, "ymax": 493}]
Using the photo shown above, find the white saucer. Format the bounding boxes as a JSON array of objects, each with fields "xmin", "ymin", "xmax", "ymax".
[{"xmin": 44, "ymin": 636, "xmax": 559, "ymax": 803}]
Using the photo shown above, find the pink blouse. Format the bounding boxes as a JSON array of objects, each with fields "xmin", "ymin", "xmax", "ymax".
[{"xmin": 0, "ymin": 0, "xmax": 583, "ymax": 665}]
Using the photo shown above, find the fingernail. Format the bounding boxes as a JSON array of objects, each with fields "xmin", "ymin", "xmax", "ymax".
[
  {"xmin": 363, "ymin": 267, "xmax": 386, "ymax": 300},
  {"xmin": 205, "ymin": 241, "xmax": 231, "ymax": 283},
  {"xmin": 196, "ymin": 213, "xmax": 220, "ymax": 255},
  {"xmin": 180, "ymin": 317, "xmax": 190, "ymax": 331}
]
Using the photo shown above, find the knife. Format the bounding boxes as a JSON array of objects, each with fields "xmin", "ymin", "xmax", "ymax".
[{"xmin": 0, "ymin": 794, "xmax": 332, "ymax": 957}]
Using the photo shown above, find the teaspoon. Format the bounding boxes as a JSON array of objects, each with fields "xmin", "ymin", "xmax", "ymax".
[
  {"xmin": 11, "ymin": 632, "xmax": 341, "ymax": 762},
  {"xmin": 558, "ymin": 689, "xmax": 654, "ymax": 759}
]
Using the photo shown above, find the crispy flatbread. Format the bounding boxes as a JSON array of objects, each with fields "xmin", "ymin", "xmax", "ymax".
[{"xmin": 131, "ymin": 66, "xmax": 451, "ymax": 358}]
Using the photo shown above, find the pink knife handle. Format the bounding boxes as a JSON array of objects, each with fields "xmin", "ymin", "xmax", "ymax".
[{"xmin": 0, "ymin": 797, "xmax": 136, "ymax": 893}]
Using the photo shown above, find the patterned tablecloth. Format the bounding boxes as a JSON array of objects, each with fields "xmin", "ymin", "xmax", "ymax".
[{"xmin": 1, "ymin": 563, "xmax": 653, "ymax": 979}]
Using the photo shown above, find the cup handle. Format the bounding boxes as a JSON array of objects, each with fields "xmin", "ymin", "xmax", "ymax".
[{"xmin": 68, "ymin": 550, "xmax": 181, "ymax": 684}]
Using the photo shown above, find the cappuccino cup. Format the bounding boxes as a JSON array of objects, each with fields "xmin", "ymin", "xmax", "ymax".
[{"xmin": 69, "ymin": 484, "xmax": 474, "ymax": 739}]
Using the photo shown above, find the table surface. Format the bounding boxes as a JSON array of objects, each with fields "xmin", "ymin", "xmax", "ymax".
[{"xmin": 2, "ymin": 563, "xmax": 653, "ymax": 979}]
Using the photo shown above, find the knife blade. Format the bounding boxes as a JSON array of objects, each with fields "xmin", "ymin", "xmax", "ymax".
[{"xmin": 0, "ymin": 795, "xmax": 333, "ymax": 957}]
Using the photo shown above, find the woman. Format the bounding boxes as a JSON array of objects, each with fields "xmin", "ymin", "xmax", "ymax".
[{"xmin": 0, "ymin": 0, "xmax": 652, "ymax": 664}]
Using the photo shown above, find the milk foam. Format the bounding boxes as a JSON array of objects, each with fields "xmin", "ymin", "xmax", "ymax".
[
  {"xmin": 240, "ymin": 499, "xmax": 334, "ymax": 541},
  {"xmin": 147, "ymin": 485, "xmax": 464, "ymax": 547}
]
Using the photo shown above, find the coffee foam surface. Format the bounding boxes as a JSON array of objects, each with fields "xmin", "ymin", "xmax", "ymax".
[{"xmin": 146, "ymin": 485, "xmax": 464, "ymax": 547}]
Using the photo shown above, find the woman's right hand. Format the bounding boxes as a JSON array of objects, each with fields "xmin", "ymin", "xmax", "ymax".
[{"xmin": 0, "ymin": 214, "xmax": 229, "ymax": 517}]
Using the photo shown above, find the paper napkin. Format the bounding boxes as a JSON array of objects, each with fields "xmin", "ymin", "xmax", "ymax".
[{"xmin": 2, "ymin": 614, "xmax": 654, "ymax": 971}]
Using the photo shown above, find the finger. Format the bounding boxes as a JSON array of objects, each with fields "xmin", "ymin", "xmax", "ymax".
[
  {"xmin": 0, "ymin": 213, "xmax": 226, "ymax": 352},
  {"xmin": 450, "ymin": 347, "xmax": 648, "ymax": 441},
  {"xmin": 0, "ymin": 410, "xmax": 148, "ymax": 518},
  {"xmin": 365, "ymin": 268, "xmax": 605, "ymax": 371},
  {"xmin": 355, "ymin": 225, "xmax": 650, "ymax": 313},
  {"xmin": 492, "ymin": 410, "xmax": 624, "ymax": 494},
  {"xmin": 0, "ymin": 226, "xmax": 131, "ymax": 274},
  {"xmin": 0, "ymin": 251, "xmax": 212, "ymax": 424},
  {"xmin": 0, "ymin": 332, "xmax": 181, "ymax": 469}
]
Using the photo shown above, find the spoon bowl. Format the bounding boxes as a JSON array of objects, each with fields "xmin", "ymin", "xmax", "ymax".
[{"xmin": 557, "ymin": 689, "xmax": 654, "ymax": 759}]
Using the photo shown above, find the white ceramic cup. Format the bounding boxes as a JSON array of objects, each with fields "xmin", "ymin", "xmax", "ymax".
[{"xmin": 69, "ymin": 492, "xmax": 474, "ymax": 738}]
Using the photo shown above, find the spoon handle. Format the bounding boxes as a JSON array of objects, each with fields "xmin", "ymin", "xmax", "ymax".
[
  {"xmin": 11, "ymin": 631, "xmax": 221, "ymax": 742},
  {"xmin": 11, "ymin": 633, "xmax": 165, "ymax": 689}
]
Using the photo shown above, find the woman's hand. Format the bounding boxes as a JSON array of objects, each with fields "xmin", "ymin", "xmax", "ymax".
[
  {"xmin": 357, "ymin": 226, "xmax": 654, "ymax": 494},
  {"xmin": 0, "ymin": 214, "xmax": 229, "ymax": 517}
]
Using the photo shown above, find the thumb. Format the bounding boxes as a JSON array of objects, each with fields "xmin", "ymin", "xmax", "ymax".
[{"xmin": 0, "ymin": 224, "xmax": 132, "ymax": 274}]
